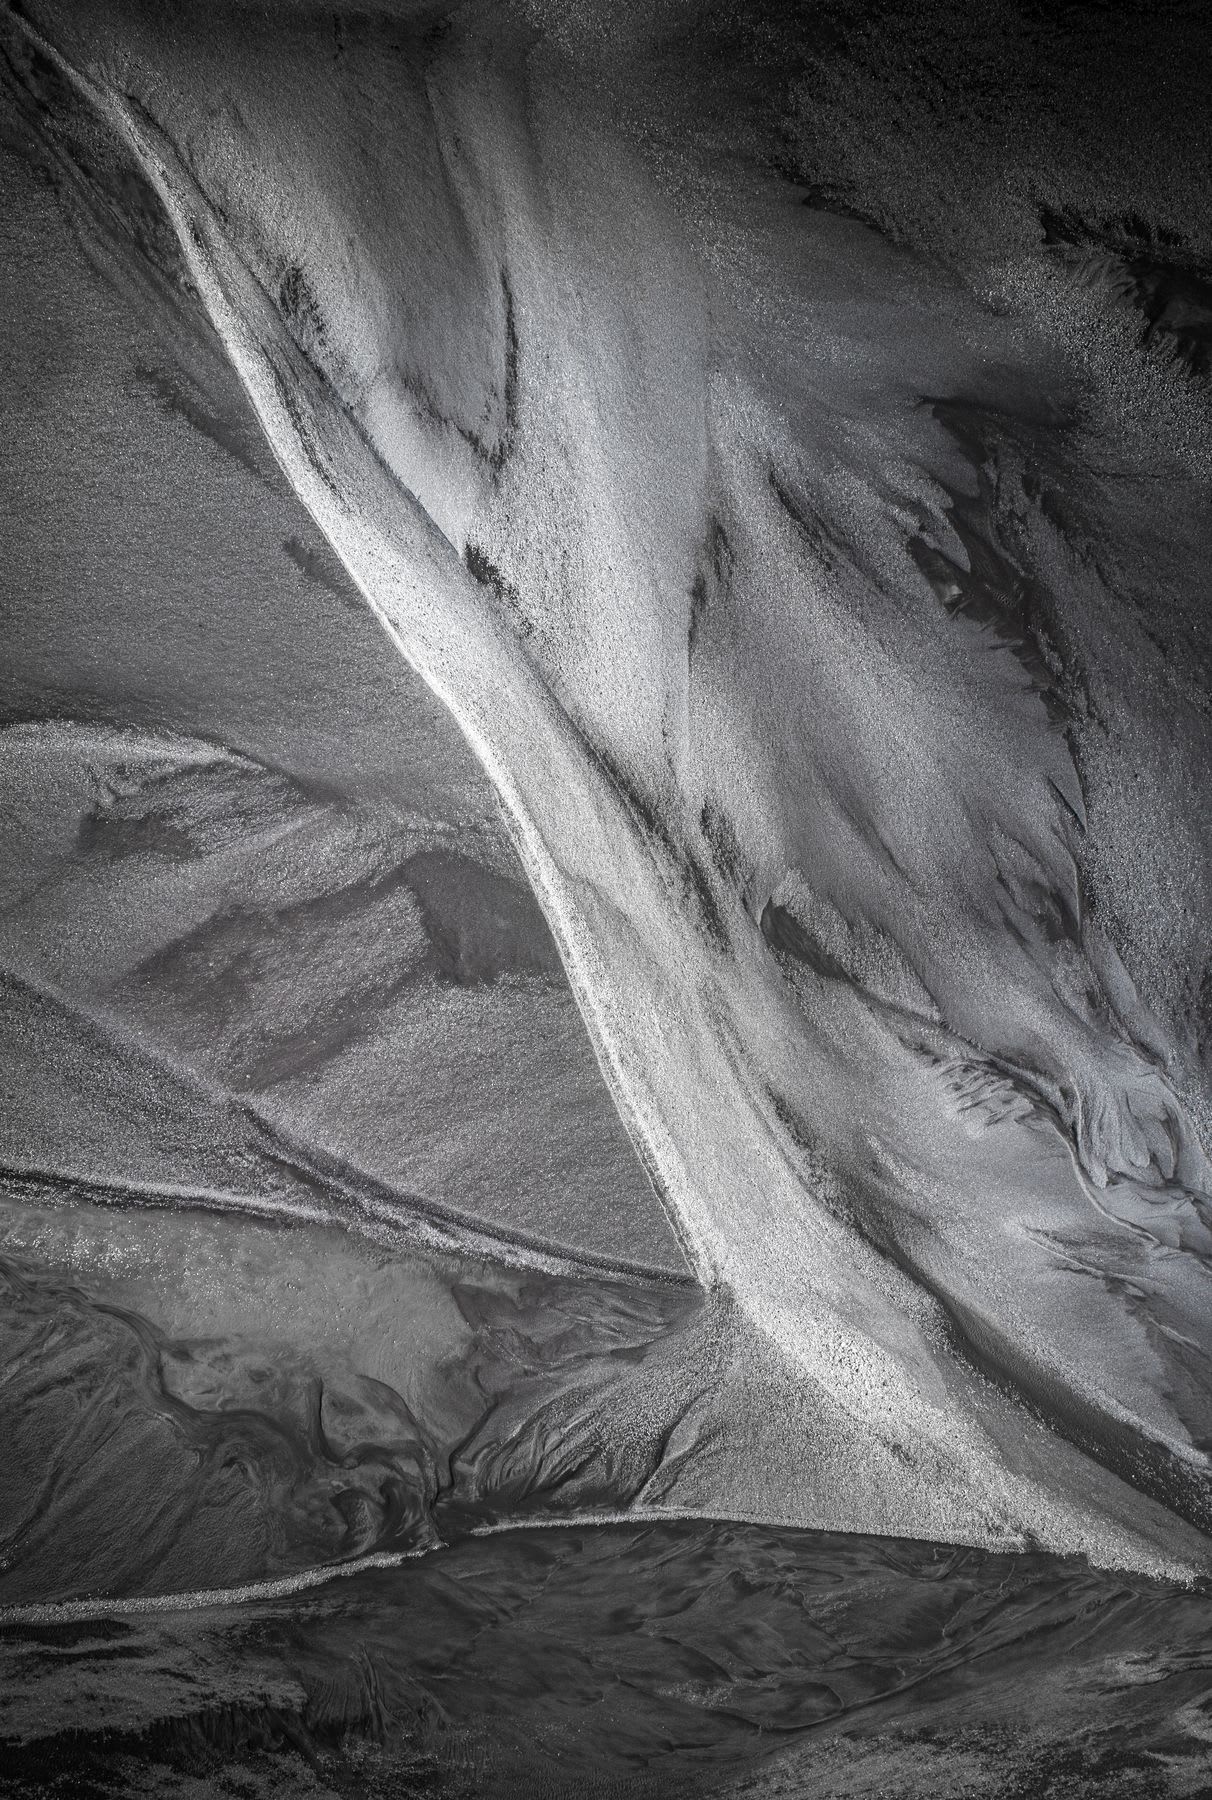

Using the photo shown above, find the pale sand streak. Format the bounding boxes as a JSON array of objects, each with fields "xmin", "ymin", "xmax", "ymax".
[
  {"xmin": 0, "ymin": 1510, "xmax": 778, "ymax": 1626},
  {"xmin": 9, "ymin": 8, "xmax": 1211, "ymax": 1581}
]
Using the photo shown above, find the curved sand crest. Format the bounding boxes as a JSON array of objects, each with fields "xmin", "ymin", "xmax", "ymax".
[{"xmin": 13, "ymin": 0, "xmax": 1212, "ymax": 1577}]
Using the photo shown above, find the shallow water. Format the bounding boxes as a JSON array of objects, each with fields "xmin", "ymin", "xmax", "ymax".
[{"xmin": 5, "ymin": 1518, "xmax": 1212, "ymax": 1798}]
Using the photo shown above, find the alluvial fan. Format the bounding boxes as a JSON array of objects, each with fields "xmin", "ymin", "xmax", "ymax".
[{"xmin": 3, "ymin": 1, "xmax": 1212, "ymax": 1794}]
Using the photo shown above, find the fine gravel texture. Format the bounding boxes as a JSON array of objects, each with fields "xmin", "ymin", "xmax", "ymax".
[{"xmin": 3, "ymin": 1, "xmax": 1212, "ymax": 1794}]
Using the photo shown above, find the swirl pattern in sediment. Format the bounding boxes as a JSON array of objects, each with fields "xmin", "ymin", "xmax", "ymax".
[
  {"xmin": 5, "ymin": 0, "xmax": 1212, "ymax": 1592},
  {"xmin": 5, "ymin": 3, "xmax": 1212, "ymax": 1792}
]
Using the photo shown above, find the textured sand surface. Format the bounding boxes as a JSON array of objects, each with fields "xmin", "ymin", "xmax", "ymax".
[{"xmin": 4, "ymin": 1, "xmax": 1212, "ymax": 1791}]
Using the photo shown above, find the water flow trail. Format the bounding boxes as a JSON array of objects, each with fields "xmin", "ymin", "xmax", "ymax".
[{"xmin": 14, "ymin": 2, "xmax": 1212, "ymax": 1577}]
